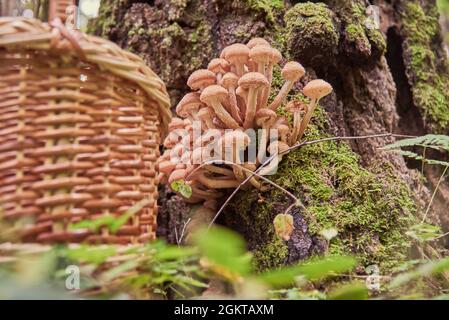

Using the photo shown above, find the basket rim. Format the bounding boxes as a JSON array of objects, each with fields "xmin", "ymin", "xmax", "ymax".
[{"xmin": 0, "ymin": 17, "xmax": 171, "ymax": 137}]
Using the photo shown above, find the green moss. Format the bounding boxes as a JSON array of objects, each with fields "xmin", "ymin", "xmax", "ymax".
[
  {"xmin": 401, "ymin": 1, "xmax": 449, "ymax": 132},
  {"xmin": 242, "ymin": 0, "xmax": 284, "ymax": 24},
  {"xmin": 253, "ymin": 238, "xmax": 289, "ymax": 271},
  {"xmin": 284, "ymin": 2, "xmax": 338, "ymax": 64},
  {"xmin": 335, "ymin": 0, "xmax": 386, "ymax": 56},
  {"xmin": 234, "ymin": 95, "xmax": 417, "ymax": 271}
]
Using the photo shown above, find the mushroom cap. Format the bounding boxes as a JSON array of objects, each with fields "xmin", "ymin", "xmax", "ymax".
[
  {"xmin": 199, "ymin": 85, "xmax": 228, "ymax": 105},
  {"xmin": 208, "ymin": 58, "xmax": 231, "ymax": 74},
  {"xmin": 270, "ymin": 47, "xmax": 282, "ymax": 64},
  {"xmin": 187, "ymin": 69, "xmax": 216, "ymax": 90},
  {"xmin": 238, "ymin": 72, "xmax": 269, "ymax": 89},
  {"xmin": 249, "ymin": 45, "xmax": 274, "ymax": 64},
  {"xmin": 255, "ymin": 108, "xmax": 277, "ymax": 127},
  {"xmin": 168, "ymin": 169, "xmax": 187, "ymax": 185},
  {"xmin": 236, "ymin": 86, "xmax": 247, "ymax": 98},
  {"xmin": 281, "ymin": 61, "xmax": 306, "ymax": 82},
  {"xmin": 285, "ymin": 100, "xmax": 307, "ymax": 113},
  {"xmin": 219, "ymin": 130, "xmax": 250, "ymax": 149},
  {"xmin": 168, "ymin": 117, "xmax": 185, "ymax": 131},
  {"xmin": 220, "ymin": 72, "xmax": 239, "ymax": 89},
  {"xmin": 247, "ymin": 37, "xmax": 270, "ymax": 49},
  {"xmin": 267, "ymin": 140, "xmax": 289, "ymax": 155},
  {"xmin": 176, "ymin": 92, "xmax": 202, "ymax": 118},
  {"xmin": 224, "ymin": 43, "xmax": 250, "ymax": 64},
  {"xmin": 303, "ymin": 79, "xmax": 333, "ymax": 100}
]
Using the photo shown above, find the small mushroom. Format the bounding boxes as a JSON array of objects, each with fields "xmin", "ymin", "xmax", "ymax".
[
  {"xmin": 273, "ymin": 123, "xmax": 290, "ymax": 143},
  {"xmin": 247, "ymin": 37, "xmax": 270, "ymax": 49},
  {"xmin": 187, "ymin": 69, "xmax": 216, "ymax": 91},
  {"xmin": 198, "ymin": 107, "xmax": 216, "ymax": 130},
  {"xmin": 259, "ymin": 140, "xmax": 290, "ymax": 176},
  {"xmin": 208, "ymin": 58, "xmax": 231, "ymax": 82},
  {"xmin": 260, "ymin": 47, "xmax": 282, "ymax": 108},
  {"xmin": 220, "ymin": 72, "xmax": 242, "ymax": 125},
  {"xmin": 297, "ymin": 79, "xmax": 333, "ymax": 139},
  {"xmin": 218, "ymin": 130, "xmax": 250, "ymax": 181},
  {"xmin": 189, "ymin": 169, "xmax": 240, "ymax": 189},
  {"xmin": 223, "ymin": 43, "xmax": 250, "ymax": 77},
  {"xmin": 285, "ymin": 100, "xmax": 307, "ymax": 144},
  {"xmin": 238, "ymin": 72, "xmax": 269, "ymax": 129},
  {"xmin": 255, "ymin": 108, "xmax": 277, "ymax": 164},
  {"xmin": 176, "ymin": 92, "xmax": 203, "ymax": 122},
  {"xmin": 200, "ymin": 85, "xmax": 240, "ymax": 129},
  {"xmin": 269, "ymin": 61, "xmax": 305, "ymax": 111},
  {"xmin": 249, "ymin": 45, "xmax": 273, "ymax": 74}
]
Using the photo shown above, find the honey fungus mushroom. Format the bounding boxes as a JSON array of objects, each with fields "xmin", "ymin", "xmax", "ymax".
[{"xmin": 160, "ymin": 37, "xmax": 334, "ymax": 210}]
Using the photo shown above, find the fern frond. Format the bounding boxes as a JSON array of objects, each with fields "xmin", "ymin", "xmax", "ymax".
[{"xmin": 383, "ymin": 134, "xmax": 449, "ymax": 151}]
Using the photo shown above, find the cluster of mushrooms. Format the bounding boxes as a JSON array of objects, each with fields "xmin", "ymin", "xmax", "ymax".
[{"xmin": 156, "ymin": 38, "xmax": 333, "ymax": 210}]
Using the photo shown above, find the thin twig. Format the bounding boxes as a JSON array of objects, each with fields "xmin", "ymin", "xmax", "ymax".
[
  {"xmin": 208, "ymin": 132, "xmax": 415, "ymax": 228},
  {"xmin": 421, "ymin": 164, "xmax": 449, "ymax": 224},
  {"xmin": 177, "ymin": 217, "xmax": 192, "ymax": 245}
]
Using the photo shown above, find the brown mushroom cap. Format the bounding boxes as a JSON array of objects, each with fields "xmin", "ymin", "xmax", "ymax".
[
  {"xmin": 220, "ymin": 72, "xmax": 239, "ymax": 88},
  {"xmin": 168, "ymin": 117, "xmax": 185, "ymax": 131},
  {"xmin": 238, "ymin": 72, "xmax": 269, "ymax": 89},
  {"xmin": 176, "ymin": 92, "xmax": 203, "ymax": 118},
  {"xmin": 208, "ymin": 58, "xmax": 231, "ymax": 74},
  {"xmin": 281, "ymin": 61, "xmax": 306, "ymax": 82},
  {"xmin": 224, "ymin": 43, "xmax": 250, "ymax": 64},
  {"xmin": 303, "ymin": 79, "xmax": 333, "ymax": 100},
  {"xmin": 247, "ymin": 37, "xmax": 270, "ymax": 49},
  {"xmin": 187, "ymin": 69, "xmax": 216, "ymax": 90},
  {"xmin": 255, "ymin": 108, "xmax": 277, "ymax": 127},
  {"xmin": 249, "ymin": 45, "xmax": 274, "ymax": 65},
  {"xmin": 199, "ymin": 85, "xmax": 228, "ymax": 105}
]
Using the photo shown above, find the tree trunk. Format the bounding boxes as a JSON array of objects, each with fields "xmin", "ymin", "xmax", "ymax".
[{"xmin": 89, "ymin": 0, "xmax": 449, "ymax": 272}]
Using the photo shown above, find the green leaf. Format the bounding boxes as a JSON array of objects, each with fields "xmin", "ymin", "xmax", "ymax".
[
  {"xmin": 328, "ymin": 282, "xmax": 368, "ymax": 300},
  {"xmin": 273, "ymin": 214, "xmax": 294, "ymax": 241},
  {"xmin": 192, "ymin": 226, "xmax": 252, "ymax": 276},
  {"xmin": 109, "ymin": 199, "xmax": 150, "ymax": 233},
  {"xmin": 258, "ymin": 255, "xmax": 357, "ymax": 287},
  {"xmin": 100, "ymin": 260, "xmax": 139, "ymax": 282},
  {"xmin": 406, "ymin": 223, "xmax": 442, "ymax": 242},
  {"xmin": 64, "ymin": 245, "xmax": 116, "ymax": 265},
  {"xmin": 171, "ymin": 180, "xmax": 193, "ymax": 198},
  {"xmin": 389, "ymin": 257, "xmax": 449, "ymax": 288},
  {"xmin": 154, "ymin": 245, "xmax": 198, "ymax": 261}
]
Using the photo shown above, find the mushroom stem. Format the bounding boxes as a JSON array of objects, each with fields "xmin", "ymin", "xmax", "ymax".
[
  {"xmin": 243, "ymin": 86, "xmax": 258, "ymax": 129},
  {"xmin": 259, "ymin": 62, "xmax": 274, "ymax": 108},
  {"xmin": 228, "ymin": 87, "xmax": 243, "ymax": 125},
  {"xmin": 196, "ymin": 171, "xmax": 240, "ymax": 188},
  {"xmin": 242, "ymin": 163, "xmax": 268, "ymax": 191},
  {"xmin": 297, "ymin": 99, "xmax": 317, "ymax": 140},
  {"xmin": 210, "ymin": 99, "xmax": 239, "ymax": 129},
  {"xmin": 268, "ymin": 80, "xmax": 293, "ymax": 111},
  {"xmin": 290, "ymin": 110, "xmax": 302, "ymax": 144},
  {"xmin": 257, "ymin": 127, "xmax": 269, "ymax": 164}
]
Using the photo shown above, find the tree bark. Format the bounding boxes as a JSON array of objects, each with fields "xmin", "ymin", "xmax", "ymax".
[{"xmin": 89, "ymin": 0, "xmax": 449, "ymax": 271}]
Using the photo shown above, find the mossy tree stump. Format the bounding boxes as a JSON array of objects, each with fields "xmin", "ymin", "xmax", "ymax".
[{"xmin": 89, "ymin": 0, "xmax": 449, "ymax": 272}]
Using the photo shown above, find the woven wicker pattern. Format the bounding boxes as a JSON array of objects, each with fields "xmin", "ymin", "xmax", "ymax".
[{"xmin": 0, "ymin": 17, "xmax": 171, "ymax": 244}]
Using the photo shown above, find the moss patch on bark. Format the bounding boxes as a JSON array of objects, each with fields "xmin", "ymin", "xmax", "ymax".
[{"xmin": 401, "ymin": 1, "xmax": 449, "ymax": 133}]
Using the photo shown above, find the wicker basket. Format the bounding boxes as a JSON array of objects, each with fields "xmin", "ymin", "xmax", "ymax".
[{"xmin": 0, "ymin": 17, "xmax": 171, "ymax": 244}]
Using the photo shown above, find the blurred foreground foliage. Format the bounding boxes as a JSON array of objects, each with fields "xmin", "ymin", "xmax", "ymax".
[{"xmin": 1, "ymin": 222, "xmax": 449, "ymax": 300}]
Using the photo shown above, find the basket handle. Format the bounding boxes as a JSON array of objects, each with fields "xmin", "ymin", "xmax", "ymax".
[{"xmin": 49, "ymin": 17, "xmax": 86, "ymax": 60}]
